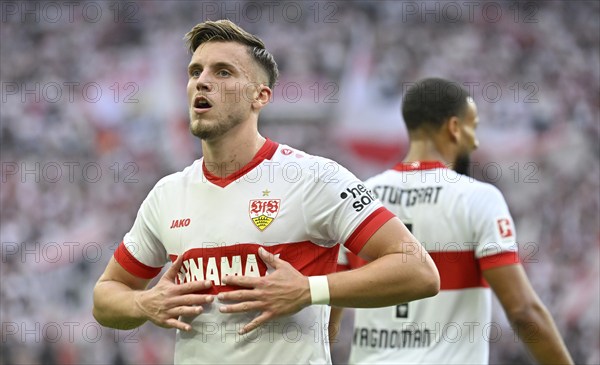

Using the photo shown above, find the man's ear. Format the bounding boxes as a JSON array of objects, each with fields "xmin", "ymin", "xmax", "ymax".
[
  {"xmin": 252, "ymin": 84, "xmax": 272, "ymax": 110},
  {"xmin": 446, "ymin": 116, "xmax": 461, "ymax": 143}
]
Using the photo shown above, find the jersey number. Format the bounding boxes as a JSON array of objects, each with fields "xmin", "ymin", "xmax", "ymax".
[{"xmin": 395, "ymin": 303, "xmax": 409, "ymax": 318}]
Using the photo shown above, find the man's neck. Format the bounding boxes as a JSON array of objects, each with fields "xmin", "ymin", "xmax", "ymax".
[
  {"xmin": 403, "ymin": 137, "xmax": 453, "ymax": 166},
  {"xmin": 201, "ymin": 125, "xmax": 266, "ymax": 178}
]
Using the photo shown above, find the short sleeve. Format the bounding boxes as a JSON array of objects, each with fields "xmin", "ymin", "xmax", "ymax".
[
  {"xmin": 469, "ymin": 184, "xmax": 520, "ymax": 270},
  {"xmin": 302, "ymin": 160, "xmax": 394, "ymax": 255},
  {"xmin": 114, "ymin": 185, "xmax": 168, "ymax": 279}
]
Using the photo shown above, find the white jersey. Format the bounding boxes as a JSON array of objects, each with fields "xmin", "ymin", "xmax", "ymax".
[
  {"xmin": 114, "ymin": 139, "xmax": 395, "ymax": 365},
  {"xmin": 348, "ymin": 161, "xmax": 519, "ymax": 365}
]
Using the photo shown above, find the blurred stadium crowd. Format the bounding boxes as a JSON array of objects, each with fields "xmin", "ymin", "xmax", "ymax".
[{"xmin": 1, "ymin": 1, "xmax": 598, "ymax": 364}]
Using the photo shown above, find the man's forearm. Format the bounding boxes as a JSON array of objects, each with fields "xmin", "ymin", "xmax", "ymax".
[
  {"xmin": 511, "ymin": 303, "xmax": 574, "ymax": 364},
  {"xmin": 93, "ymin": 280, "xmax": 147, "ymax": 330},
  {"xmin": 327, "ymin": 252, "xmax": 439, "ymax": 307}
]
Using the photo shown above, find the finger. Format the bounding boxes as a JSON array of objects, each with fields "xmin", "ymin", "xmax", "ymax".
[
  {"xmin": 217, "ymin": 289, "xmax": 258, "ymax": 303},
  {"xmin": 171, "ymin": 294, "xmax": 214, "ymax": 307},
  {"xmin": 222, "ymin": 275, "xmax": 260, "ymax": 288},
  {"xmin": 164, "ymin": 318, "xmax": 193, "ymax": 332},
  {"xmin": 219, "ymin": 300, "xmax": 262, "ymax": 314},
  {"xmin": 164, "ymin": 254, "xmax": 184, "ymax": 281},
  {"xmin": 239, "ymin": 312, "xmax": 271, "ymax": 335},
  {"xmin": 258, "ymin": 247, "xmax": 280, "ymax": 269},
  {"xmin": 175, "ymin": 280, "xmax": 212, "ymax": 294},
  {"xmin": 166, "ymin": 305, "xmax": 204, "ymax": 318}
]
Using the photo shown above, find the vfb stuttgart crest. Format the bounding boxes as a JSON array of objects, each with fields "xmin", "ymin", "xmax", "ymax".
[{"xmin": 249, "ymin": 199, "xmax": 280, "ymax": 231}]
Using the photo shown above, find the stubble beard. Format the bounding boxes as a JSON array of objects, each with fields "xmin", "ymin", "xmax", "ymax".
[
  {"xmin": 454, "ymin": 152, "xmax": 471, "ymax": 177},
  {"xmin": 189, "ymin": 113, "xmax": 243, "ymax": 140}
]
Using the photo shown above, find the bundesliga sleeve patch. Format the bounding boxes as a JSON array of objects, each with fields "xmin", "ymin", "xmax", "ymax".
[{"xmin": 496, "ymin": 218, "xmax": 514, "ymax": 239}]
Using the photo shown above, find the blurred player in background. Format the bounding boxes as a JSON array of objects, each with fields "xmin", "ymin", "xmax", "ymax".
[
  {"xmin": 92, "ymin": 20, "xmax": 439, "ymax": 365},
  {"xmin": 331, "ymin": 78, "xmax": 573, "ymax": 364}
]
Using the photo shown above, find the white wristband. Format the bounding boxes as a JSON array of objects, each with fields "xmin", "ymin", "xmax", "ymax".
[{"xmin": 308, "ymin": 276, "xmax": 330, "ymax": 305}]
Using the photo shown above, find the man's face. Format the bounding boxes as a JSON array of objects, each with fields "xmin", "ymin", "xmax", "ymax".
[
  {"xmin": 186, "ymin": 41, "xmax": 265, "ymax": 140},
  {"xmin": 454, "ymin": 98, "xmax": 479, "ymax": 176}
]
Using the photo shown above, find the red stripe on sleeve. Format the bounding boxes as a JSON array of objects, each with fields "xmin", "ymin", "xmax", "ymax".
[
  {"xmin": 479, "ymin": 251, "xmax": 520, "ymax": 271},
  {"xmin": 344, "ymin": 207, "xmax": 395, "ymax": 255},
  {"xmin": 114, "ymin": 242, "xmax": 162, "ymax": 279}
]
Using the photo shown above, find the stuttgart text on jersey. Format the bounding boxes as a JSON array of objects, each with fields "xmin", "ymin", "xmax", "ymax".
[{"xmin": 371, "ymin": 185, "xmax": 443, "ymax": 207}]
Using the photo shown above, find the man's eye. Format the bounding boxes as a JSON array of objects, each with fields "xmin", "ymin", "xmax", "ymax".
[
  {"xmin": 217, "ymin": 70, "xmax": 230, "ymax": 77},
  {"xmin": 190, "ymin": 70, "xmax": 201, "ymax": 77}
]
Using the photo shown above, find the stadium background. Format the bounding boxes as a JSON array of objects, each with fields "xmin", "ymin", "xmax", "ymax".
[{"xmin": 1, "ymin": 1, "xmax": 598, "ymax": 364}]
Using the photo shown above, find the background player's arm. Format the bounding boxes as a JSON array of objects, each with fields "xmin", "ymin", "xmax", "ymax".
[
  {"xmin": 329, "ymin": 306, "xmax": 344, "ymax": 342},
  {"xmin": 327, "ymin": 217, "xmax": 439, "ymax": 307},
  {"xmin": 93, "ymin": 255, "xmax": 213, "ymax": 332},
  {"xmin": 484, "ymin": 264, "xmax": 574, "ymax": 365}
]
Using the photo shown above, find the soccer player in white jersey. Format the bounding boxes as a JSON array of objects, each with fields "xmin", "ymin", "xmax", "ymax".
[
  {"xmin": 333, "ymin": 78, "xmax": 573, "ymax": 364},
  {"xmin": 91, "ymin": 20, "xmax": 440, "ymax": 365}
]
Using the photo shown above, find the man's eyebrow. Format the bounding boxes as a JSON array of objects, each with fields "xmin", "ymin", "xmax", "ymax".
[
  {"xmin": 188, "ymin": 61, "xmax": 237, "ymax": 71},
  {"xmin": 212, "ymin": 61, "xmax": 238, "ymax": 71},
  {"xmin": 188, "ymin": 62, "xmax": 201, "ymax": 71}
]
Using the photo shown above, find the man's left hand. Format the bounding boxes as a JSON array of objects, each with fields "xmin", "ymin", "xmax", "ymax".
[{"xmin": 217, "ymin": 247, "xmax": 312, "ymax": 334}]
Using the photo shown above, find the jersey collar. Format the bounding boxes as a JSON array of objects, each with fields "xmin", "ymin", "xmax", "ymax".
[
  {"xmin": 392, "ymin": 161, "xmax": 448, "ymax": 171},
  {"xmin": 202, "ymin": 138, "xmax": 279, "ymax": 188}
]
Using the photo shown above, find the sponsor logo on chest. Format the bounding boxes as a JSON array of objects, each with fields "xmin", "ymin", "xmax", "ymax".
[{"xmin": 177, "ymin": 254, "xmax": 261, "ymax": 285}]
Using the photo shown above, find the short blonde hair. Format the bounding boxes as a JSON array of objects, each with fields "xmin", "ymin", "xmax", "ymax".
[{"xmin": 184, "ymin": 20, "xmax": 279, "ymax": 88}]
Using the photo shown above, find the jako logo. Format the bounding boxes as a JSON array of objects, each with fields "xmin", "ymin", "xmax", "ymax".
[
  {"xmin": 340, "ymin": 184, "xmax": 376, "ymax": 212},
  {"xmin": 170, "ymin": 218, "xmax": 191, "ymax": 229}
]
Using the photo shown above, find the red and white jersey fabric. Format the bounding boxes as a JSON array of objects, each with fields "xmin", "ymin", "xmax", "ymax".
[
  {"xmin": 348, "ymin": 161, "xmax": 519, "ymax": 365},
  {"xmin": 113, "ymin": 139, "xmax": 394, "ymax": 365}
]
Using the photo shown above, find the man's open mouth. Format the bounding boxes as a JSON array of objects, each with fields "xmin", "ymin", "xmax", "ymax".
[{"xmin": 194, "ymin": 96, "xmax": 212, "ymax": 109}]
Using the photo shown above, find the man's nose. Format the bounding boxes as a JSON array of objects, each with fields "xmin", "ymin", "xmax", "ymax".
[{"xmin": 196, "ymin": 72, "xmax": 214, "ymax": 92}]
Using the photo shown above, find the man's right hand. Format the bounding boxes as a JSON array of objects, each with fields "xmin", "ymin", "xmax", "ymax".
[{"xmin": 135, "ymin": 255, "xmax": 214, "ymax": 332}]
